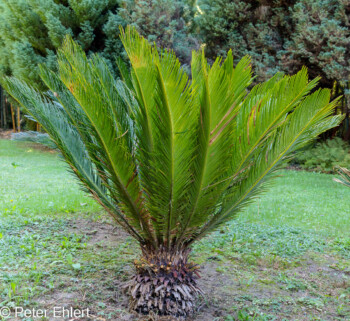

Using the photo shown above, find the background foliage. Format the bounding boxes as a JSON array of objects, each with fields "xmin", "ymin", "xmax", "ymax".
[
  {"xmin": 292, "ymin": 138, "xmax": 350, "ymax": 173},
  {"xmin": 118, "ymin": 0, "xmax": 198, "ymax": 69},
  {"xmin": 0, "ymin": 0, "xmax": 349, "ymax": 142},
  {"xmin": 0, "ymin": 0, "xmax": 348, "ymax": 92},
  {"xmin": 195, "ymin": 0, "xmax": 349, "ymax": 86},
  {"xmin": 195, "ymin": 0, "xmax": 350, "ymax": 138},
  {"xmin": 0, "ymin": 0, "xmax": 125, "ymax": 88},
  {"xmin": 0, "ymin": 0, "xmax": 197, "ymax": 89}
]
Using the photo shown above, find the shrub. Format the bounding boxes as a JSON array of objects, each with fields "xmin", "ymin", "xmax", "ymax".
[
  {"xmin": 2, "ymin": 27, "xmax": 342, "ymax": 316},
  {"xmin": 0, "ymin": 0, "xmax": 197, "ymax": 89},
  {"xmin": 292, "ymin": 137, "xmax": 350, "ymax": 173},
  {"xmin": 194, "ymin": 0, "xmax": 286, "ymax": 80}
]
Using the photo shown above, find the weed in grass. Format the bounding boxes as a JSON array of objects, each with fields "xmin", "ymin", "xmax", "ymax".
[
  {"xmin": 278, "ymin": 273, "xmax": 308, "ymax": 291},
  {"xmin": 225, "ymin": 308, "xmax": 278, "ymax": 321},
  {"xmin": 297, "ymin": 297, "xmax": 324, "ymax": 310}
]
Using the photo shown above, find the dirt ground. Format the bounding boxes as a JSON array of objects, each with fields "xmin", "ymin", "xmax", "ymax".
[
  {"xmin": 0, "ymin": 129, "xmax": 12, "ymax": 139},
  {"xmin": 15, "ymin": 218, "xmax": 346, "ymax": 321}
]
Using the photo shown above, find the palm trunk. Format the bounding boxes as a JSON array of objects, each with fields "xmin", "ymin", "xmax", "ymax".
[{"xmin": 126, "ymin": 245, "xmax": 203, "ymax": 317}]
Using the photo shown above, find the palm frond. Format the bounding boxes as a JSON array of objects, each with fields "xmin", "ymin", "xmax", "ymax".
[
  {"xmin": 120, "ymin": 26, "xmax": 199, "ymax": 247},
  {"xmin": 1, "ymin": 77, "xmax": 144, "ymax": 242},
  {"xmin": 334, "ymin": 167, "xmax": 350, "ymax": 187},
  {"xmin": 194, "ymin": 90, "xmax": 342, "ymax": 239},
  {"xmin": 176, "ymin": 50, "xmax": 253, "ymax": 244}
]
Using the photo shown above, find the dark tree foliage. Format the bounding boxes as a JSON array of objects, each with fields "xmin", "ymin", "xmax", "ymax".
[
  {"xmin": 0, "ymin": 0, "xmax": 198, "ymax": 129},
  {"xmin": 0, "ymin": 0, "xmax": 126, "ymax": 89},
  {"xmin": 0, "ymin": 0, "xmax": 349, "ymax": 135},
  {"xmin": 194, "ymin": 0, "xmax": 292, "ymax": 79},
  {"xmin": 195, "ymin": 0, "xmax": 350, "ymax": 136},
  {"xmin": 285, "ymin": 0, "xmax": 349, "ymax": 88},
  {"xmin": 0, "ymin": 0, "xmax": 198, "ymax": 89},
  {"xmin": 118, "ymin": 0, "xmax": 199, "ymax": 69},
  {"xmin": 196, "ymin": 0, "xmax": 349, "ymax": 84}
]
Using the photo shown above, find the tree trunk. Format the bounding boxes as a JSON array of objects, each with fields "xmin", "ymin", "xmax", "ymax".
[
  {"xmin": 125, "ymin": 245, "xmax": 203, "ymax": 317},
  {"xmin": 10, "ymin": 104, "xmax": 16, "ymax": 132},
  {"xmin": 17, "ymin": 106, "xmax": 21, "ymax": 132}
]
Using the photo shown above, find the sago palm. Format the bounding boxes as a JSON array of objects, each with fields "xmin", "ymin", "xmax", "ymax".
[{"xmin": 2, "ymin": 26, "xmax": 342, "ymax": 317}]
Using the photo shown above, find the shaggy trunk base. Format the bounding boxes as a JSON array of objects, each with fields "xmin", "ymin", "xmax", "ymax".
[{"xmin": 125, "ymin": 246, "xmax": 203, "ymax": 317}]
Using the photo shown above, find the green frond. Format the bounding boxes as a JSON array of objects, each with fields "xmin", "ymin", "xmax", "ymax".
[
  {"xmin": 232, "ymin": 68, "xmax": 319, "ymax": 174},
  {"xmin": 334, "ymin": 167, "xmax": 350, "ymax": 187},
  {"xmin": 177, "ymin": 49, "xmax": 253, "ymax": 243},
  {"xmin": 195, "ymin": 90, "xmax": 342, "ymax": 239},
  {"xmin": 121, "ymin": 26, "xmax": 198, "ymax": 247},
  {"xmin": 116, "ymin": 56, "xmax": 134, "ymax": 91},
  {"xmin": 56, "ymin": 37, "xmax": 158, "ymax": 243},
  {"xmin": 1, "ymin": 77, "xmax": 144, "ymax": 242}
]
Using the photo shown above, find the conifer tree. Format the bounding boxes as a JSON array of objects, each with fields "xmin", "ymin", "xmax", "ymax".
[
  {"xmin": 118, "ymin": 0, "xmax": 198, "ymax": 69},
  {"xmin": 0, "ymin": 0, "xmax": 126, "ymax": 89},
  {"xmin": 194, "ymin": 0, "xmax": 349, "ymax": 137},
  {"xmin": 194, "ymin": 0, "xmax": 349, "ymax": 103}
]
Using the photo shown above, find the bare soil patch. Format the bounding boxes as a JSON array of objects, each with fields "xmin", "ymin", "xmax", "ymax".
[
  {"xmin": 0, "ymin": 129, "xmax": 12, "ymax": 139},
  {"xmin": 28, "ymin": 218, "xmax": 349, "ymax": 321}
]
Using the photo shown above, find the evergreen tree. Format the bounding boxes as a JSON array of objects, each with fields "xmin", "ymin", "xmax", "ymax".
[
  {"xmin": 0, "ymin": 0, "xmax": 126, "ymax": 89},
  {"xmin": 194, "ymin": 0, "xmax": 287, "ymax": 79},
  {"xmin": 0, "ymin": 0, "xmax": 196, "ymax": 129},
  {"xmin": 194, "ymin": 0, "xmax": 349, "ymax": 94},
  {"xmin": 284, "ymin": 0, "xmax": 350, "ymax": 89},
  {"xmin": 118, "ymin": 0, "xmax": 198, "ymax": 68},
  {"xmin": 194, "ymin": 0, "xmax": 349, "ymax": 137}
]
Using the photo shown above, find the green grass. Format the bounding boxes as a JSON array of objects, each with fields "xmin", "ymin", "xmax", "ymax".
[
  {"xmin": 1, "ymin": 139, "xmax": 349, "ymax": 235},
  {"xmin": 0, "ymin": 140, "xmax": 100, "ymax": 216},
  {"xmin": 0, "ymin": 139, "xmax": 350, "ymax": 321},
  {"xmin": 239, "ymin": 170, "xmax": 350, "ymax": 237}
]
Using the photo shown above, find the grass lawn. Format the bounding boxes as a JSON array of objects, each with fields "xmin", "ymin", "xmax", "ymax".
[{"xmin": 0, "ymin": 139, "xmax": 349, "ymax": 320}]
